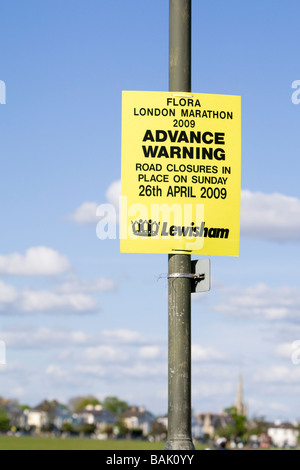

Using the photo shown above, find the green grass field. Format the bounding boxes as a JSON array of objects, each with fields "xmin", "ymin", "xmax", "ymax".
[
  {"xmin": 1, "ymin": 435, "xmax": 290, "ymax": 450},
  {"xmin": 0, "ymin": 436, "xmax": 208, "ymax": 451}
]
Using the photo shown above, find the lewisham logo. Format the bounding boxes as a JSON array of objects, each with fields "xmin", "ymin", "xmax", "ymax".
[
  {"xmin": 130, "ymin": 219, "xmax": 230, "ymax": 239},
  {"xmin": 131, "ymin": 219, "xmax": 160, "ymax": 237},
  {"xmin": 0, "ymin": 80, "xmax": 6, "ymax": 104}
]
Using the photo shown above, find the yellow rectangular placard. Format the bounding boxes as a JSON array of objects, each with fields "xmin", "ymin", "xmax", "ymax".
[{"xmin": 120, "ymin": 90, "xmax": 241, "ymax": 256}]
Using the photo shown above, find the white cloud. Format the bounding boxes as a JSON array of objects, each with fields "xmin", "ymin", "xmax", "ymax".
[
  {"xmin": 1, "ymin": 326, "xmax": 90, "ymax": 348},
  {"xmin": 214, "ymin": 283, "xmax": 300, "ymax": 321},
  {"xmin": 266, "ymin": 323, "xmax": 300, "ymax": 343},
  {"xmin": 139, "ymin": 345, "xmax": 162, "ymax": 359},
  {"xmin": 82, "ymin": 345, "xmax": 128, "ymax": 362},
  {"xmin": 58, "ymin": 277, "xmax": 116, "ymax": 293},
  {"xmin": 192, "ymin": 380, "xmax": 234, "ymax": 398},
  {"xmin": 254, "ymin": 365, "xmax": 300, "ymax": 384},
  {"xmin": 241, "ymin": 190, "xmax": 300, "ymax": 241},
  {"xmin": 101, "ymin": 329, "xmax": 147, "ymax": 344},
  {"xmin": 0, "ymin": 246, "xmax": 71, "ymax": 275},
  {"xmin": 69, "ymin": 179, "xmax": 121, "ymax": 224},
  {"xmin": 0, "ymin": 281, "xmax": 18, "ymax": 304},
  {"xmin": 18, "ymin": 289, "xmax": 98, "ymax": 313},
  {"xmin": 46, "ymin": 364, "xmax": 69, "ymax": 379},
  {"xmin": 119, "ymin": 362, "xmax": 166, "ymax": 378},
  {"xmin": 277, "ymin": 340, "xmax": 300, "ymax": 366},
  {"xmin": 266, "ymin": 402, "xmax": 290, "ymax": 412},
  {"xmin": 74, "ymin": 364, "xmax": 107, "ymax": 378},
  {"xmin": 275, "ymin": 342, "xmax": 294, "ymax": 359},
  {"xmin": 68, "ymin": 201, "xmax": 99, "ymax": 224},
  {"xmin": 0, "ymin": 281, "xmax": 99, "ymax": 315},
  {"xmin": 192, "ymin": 344, "xmax": 225, "ymax": 362},
  {"xmin": 106, "ymin": 180, "xmax": 121, "ymax": 209},
  {"xmin": 0, "ymin": 326, "xmax": 151, "ymax": 349}
]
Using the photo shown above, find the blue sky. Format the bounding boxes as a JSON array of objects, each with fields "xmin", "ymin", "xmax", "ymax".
[{"xmin": 1, "ymin": 0, "xmax": 300, "ymax": 423}]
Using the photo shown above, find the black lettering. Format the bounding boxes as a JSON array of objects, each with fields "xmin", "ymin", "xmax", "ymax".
[
  {"xmin": 214, "ymin": 148, "xmax": 226, "ymax": 161},
  {"xmin": 202, "ymin": 147, "xmax": 213, "ymax": 160},
  {"xmin": 202, "ymin": 132, "xmax": 214, "ymax": 144},
  {"xmin": 156, "ymin": 130, "xmax": 168, "ymax": 142},
  {"xmin": 215, "ymin": 132, "xmax": 225, "ymax": 145},
  {"xmin": 167, "ymin": 130, "xmax": 179, "ymax": 142},
  {"xmin": 157, "ymin": 146, "xmax": 169, "ymax": 158},
  {"xmin": 177, "ymin": 131, "xmax": 189, "ymax": 143},
  {"xmin": 170, "ymin": 147, "xmax": 181, "ymax": 158},
  {"xmin": 142, "ymin": 145, "xmax": 159, "ymax": 158},
  {"xmin": 190, "ymin": 131, "xmax": 201, "ymax": 143},
  {"xmin": 143, "ymin": 130, "xmax": 154, "ymax": 142}
]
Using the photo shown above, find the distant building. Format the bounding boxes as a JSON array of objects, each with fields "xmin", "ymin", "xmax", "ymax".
[
  {"xmin": 196, "ymin": 374, "xmax": 247, "ymax": 437},
  {"xmin": 77, "ymin": 404, "xmax": 116, "ymax": 431},
  {"xmin": 235, "ymin": 374, "xmax": 247, "ymax": 416},
  {"xmin": 3, "ymin": 400, "xmax": 27, "ymax": 429},
  {"xmin": 120, "ymin": 405, "xmax": 155, "ymax": 435},
  {"xmin": 26, "ymin": 406, "xmax": 49, "ymax": 430},
  {"xmin": 155, "ymin": 414, "xmax": 168, "ymax": 431},
  {"xmin": 191, "ymin": 414, "xmax": 203, "ymax": 438},
  {"xmin": 267, "ymin": 421, "xmax": 299, "ymax": 448},
  {"xmin": 197, "ymin": 411, "xmax": 231, "ymax": 438},
  {"xmin": 25, "ymin": 400, "xmax": 72, "ymax": 431}
]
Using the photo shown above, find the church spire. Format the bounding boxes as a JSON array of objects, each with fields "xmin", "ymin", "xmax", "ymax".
[{"xmin": 235, "ymin": 374, "xmax": 247, "ymax": 416}]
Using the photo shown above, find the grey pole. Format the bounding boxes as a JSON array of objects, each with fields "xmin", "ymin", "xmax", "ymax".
[{"xmin": 165, "ymin": 0, "xmax": 195, "ymax": 451}]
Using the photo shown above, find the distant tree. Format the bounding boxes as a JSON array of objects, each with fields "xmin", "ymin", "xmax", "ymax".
[
  {"xmin": 41, "ymin": 423, "xmax": 56, "ymax": 433},
  {"xmin": 68, "ymin": 397, "xmax": 80, "ymax": 412},
  {"xmin": 130, "ymin": 428, "xmax": 143, "ymax": 439},
  {"xmin": 114, "ymin": 420, "xmax": 129, "ymax": 437},
  {"xmin": 224, "ymin": 406, "xmax": 247, "ymax": 439},
  {"xmin": 0, "ymin": 397, "xmax": 8, "ymax": 407},
  {"xmin": 0, "ymin": 407, "xmax": 10, "ymax": 432},
  {"xmin": 70, "ymin": 396, "xmax": 101, "ymax": 413},
  {"xmin": 248, "ymin": 416, "xmax": 268, "ymax": 437},
  {"xmin": 61, "ymin": 422, "xmax": 78, "ymax": 435},
  {"xmin": 77, "ymin": 423, "xmax": 96, "ymax": 435},
  {"xmin": 19, "ymin": 404, "xmax": 30, "ymax": 411},
  {"xmin": 215, "ymin": 406, "xmax": 247, "ymax": 441},
  {"xmin": 101, "ymin": 424, "xmax": 114, "ymax": 435},
  {"xmin": 214, "ymin": 422, "xmax": 236, "ymax": 441},
  {"xmin": 102, "ymin": 396, "xmax": 128, "ymax": 416}
]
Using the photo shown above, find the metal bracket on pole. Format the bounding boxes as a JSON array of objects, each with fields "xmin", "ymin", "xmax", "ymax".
[
  {"xmin": 168, "ymin": 273, "xmax": 204, "ymax": 280},
  {"xmin": 167, "ymin": 259, "xmax": 211, "ymax": 293}
]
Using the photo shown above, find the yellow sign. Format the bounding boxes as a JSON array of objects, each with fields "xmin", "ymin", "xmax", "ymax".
[{"xmin": 120, "ymin": 90, "xmax": 241, "ymax": 256}]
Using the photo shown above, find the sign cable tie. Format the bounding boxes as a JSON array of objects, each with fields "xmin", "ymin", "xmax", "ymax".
[{"xmin": 168, "ymin": 273, "xmax": 205, "ymax": 280}]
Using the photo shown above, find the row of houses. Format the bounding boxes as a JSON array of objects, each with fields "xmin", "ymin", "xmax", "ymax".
[
  {"xmin": 2, "ymin": 400, "xmax": 163, "ymax": 437},
  {"xmin": 2, "ymin": 399, "xmax": 299, "ymax": 447}
]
